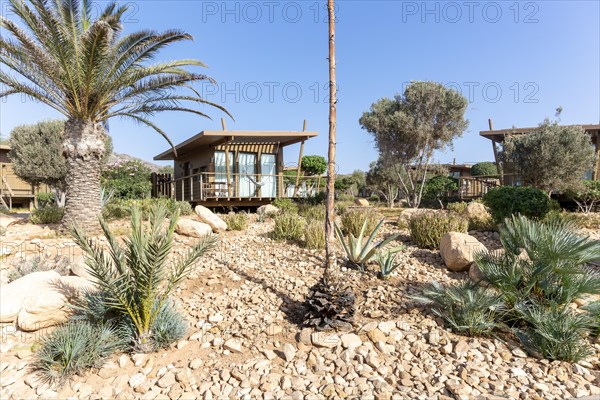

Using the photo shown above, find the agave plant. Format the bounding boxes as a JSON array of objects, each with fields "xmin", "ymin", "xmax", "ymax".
[
  {"xmin": 71, "ymin": 204, "xmax": 217, "ymax": 352},
  {"xmin": 412, "ymin": 280, "xmax": 504, "ymax": 336},
  {"xmin": 376, "ymin": 249, "xmax": 403, "ymax": 279},
  {"xmin": 475, "ymin": 214, "xmax": 600, "ymax": 308},
  {"xmin": 335, "ymin": 218, "xmax": 401, "ymax": 270}
]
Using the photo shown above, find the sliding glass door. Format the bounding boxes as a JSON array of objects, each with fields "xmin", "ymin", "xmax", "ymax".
[
  {"xmin": 238, "ymin": 152, "xmax": 256, "ymax": 197},
  {"xmin": 260, "ymin": 154, "xmax": 277, "ymax": 198}
]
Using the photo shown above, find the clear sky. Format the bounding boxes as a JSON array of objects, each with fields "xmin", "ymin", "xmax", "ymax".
[{"xmin": 1, "ymin": 0, "xmax": 599, "ymax": 173}]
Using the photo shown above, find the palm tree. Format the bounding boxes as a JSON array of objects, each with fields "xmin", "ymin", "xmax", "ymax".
[{"xmin": 0, "ymin": 0, "xmax": 229, "ymax": 229}]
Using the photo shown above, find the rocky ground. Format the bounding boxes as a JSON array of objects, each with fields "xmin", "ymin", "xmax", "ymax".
[{"xmin": 1, "ymin": 213, "xmax": 599, "ymax": 400}]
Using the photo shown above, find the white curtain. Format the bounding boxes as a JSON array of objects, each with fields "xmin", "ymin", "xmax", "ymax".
[
  {"xmin": 260, "ymin": 154, "xmax": 276, "ymax": 198},
  {"xmin": 238, "ymin": 152, "xmax": 256, "ymax": 197}
]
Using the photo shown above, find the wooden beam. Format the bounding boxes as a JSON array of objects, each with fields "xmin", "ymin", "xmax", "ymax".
[
  {"xmin": 294, "ymin": 140, "xmax": 305, "ymax": 197},
  {"xmin": 209, "ymin": 135, "xmax": 234, "ymax": 149},
  {"xmin": 221, "ymin": 118, "xmax": 227, "ymax": 130},
  {"xmin": 225, "ymin": 148, "xmax": 231, "ymax": 198},
  {"xmin": 489, "ymin": 119, "xmax": 504, "ymax": 185},
  {"xmin": 303, "ymin": 119, "xmax": 307, "ymax": 132}
]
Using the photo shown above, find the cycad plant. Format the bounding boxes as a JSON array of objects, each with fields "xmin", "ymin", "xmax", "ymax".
[
  {"xmin": 376, "ymin": 249, "xmax": 402, "ymax": 279},
  {"xmin": 71, "ymin": 204, "xmax": 217, "ymax": 352},
  {"xmin": 335, "ymin": 218, "xmax": 401, "ymax": 270},
  {"xmin": 0, "ymin": 0, "xmax": 230, "ymax": 229}
]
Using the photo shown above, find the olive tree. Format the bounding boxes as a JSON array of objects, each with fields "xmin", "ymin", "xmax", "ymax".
[
  {"xmin": 471, "ymin": 162, "xmax": 498, "ymax": 177},
  {"xmin": 359, "ymin": 81, "xmax": 469, "ymax": 208},
  {"xmin": 502, "ymin": 121, "xmax": 595, "ymax": 195},
  {"xmin": 366, "ymin": 158, "xmax": 399, "ymax": 208}
]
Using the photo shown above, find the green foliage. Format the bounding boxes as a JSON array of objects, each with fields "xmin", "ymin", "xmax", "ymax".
[
  {"xmin": 581, "ymin": 301, "xmax": 600, "ymax": 336},
  {"xmin": 502, "ymin": 121, "xmax": 595, "ymax": 193},
  {"xmin": 272, "ymin": 198, "xmax": 299, "ymax": 214},
  {"xmin": 568, "ymin": 180, "xmax": 600, "ymax": 213},
  {"xmin": 447, "ymin": 201, "xmax": 468, "ymax": 214},
  {"xmin": 408, "ymin": 212, "xmax": 468, "ymax": 249},
  {"xmin": 30, "ymin": 205, "xmax": 65, "ymax": 224},
  {"xmin": 359, "ymin": 81, "xmax": 469, "ymax": 208},
  {"xmin": 340, "ymin": 209, "xmax": 381, "ymax": 238},
  {"xmin": 304, "ymin": 220, "xmax": 325, "ymax": 250},
  {"xmin": 102, "ymin": 198, "xmax": 192, "ymax": 221},
  {"xmin": 71, "ymin": 203, "xmax": 217, "ymax": 353},
  {"xmin": 483, "ymin": 186, "xmax": 551, "ymax": 223},
  {"xmin": 224, "ymin": 213, "xmax": 248, "ymax": 231},
  {"xmin": 33, "ymin": 322, "xmax": 124, "ymax": 384},
  {"xmin": 299, "ymin": 204, "xmax": 326, "ymax": 222},
  {"xmin": 515, "ymin": 303, "xmax": 593, "ymax": 363},
  {"xmin": 337, "ymin": 193, "xmax": 355, "ymax": 202},
  {"xmin": 37, "ymin": 192, "xmax": 56, "ymax": 208},
  {"xmin": 301, "ymin": 155, "xmax": 327, "ymax": 176},
  {"xmin": 101, "ymin": 160, "xmax": 152, "ymax": 200},
  {"xmin": 366, "ymin": 158, "xmax": 400, "ymax": 208},
  {"xmin": 423, "ymin": 175, "xmax": 459, "ymax": 207},
  {"xmin": 412, "ymin": 281, "xmax": 503, "ymax": 336},
  {"xmin": 471, "ymin": 162, "xmax": 498, "ymax": 177},
  {"xmin": 8, "ymin": 120, "xmax": 67, "ymax": 188},
  {"xmin": 271, "ymin": 213, "xmax": 305, "ymax": 242},
  {"xmin": 8, "ymin": 257, "xmax": 70, "ymax": 283},
  {"xmin": 335, "ymin": 219, "xmax": 401, "ymax": 270},
  {"xmin": 376, "ymin": 250, "xmax": 402, "ymax": 279}
]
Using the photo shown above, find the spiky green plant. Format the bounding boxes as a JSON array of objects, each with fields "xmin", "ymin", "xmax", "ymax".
[
  {"xmin": 412, "ymin": 280, "xmax": 504, "ymax": 336},
  {"xmin": 515, "ymin": 302, "xmax": 594, "ymax": 362},
  {"xmin": 0, "ymin": 0, "xmax": 230, "ymax": 228},
  {"xmin": 475, "ymin": 215, "xmax": 600, "ymax": 308},
  {"xmin": 71, "ymin": 204, "xmax": 217, "ymax": 352},
  {"xmin": 271, "ymin": 213, "xmax": 305, "ymax": 242},
  {"xmin": 335, "ymin": 219, "xmax": 401, "ymax": 270},
  {"xmin": 33, "ymin": 321, "xmax": 124, "ymax": 384},
  {"xmin": 376, "ymin": 249, "xmax": 403, "ymax": 279},
  {"xmin": 581, "ymin": 300, "xmax": 600, "ymax": 336},
  {"xmin": 408, "ymin": 211, "xmax": 469, "ymax": 249},
  {"xmin": 224, "ymin": 212, "xmax": 249, "ymax": 231}
]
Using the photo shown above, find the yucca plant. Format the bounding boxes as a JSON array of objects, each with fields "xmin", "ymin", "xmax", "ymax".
[
  {"xmin": 71, "ymin": 204, "xmax": 217, "ymax": 352},
  {"xmin": 376, "ymin": 249, "xmax": 403, "ymax": 279},
  {"xmin": 515, "ymin": 302, "xmax": 594, "ymax": 362},
  {"xmin": 412, "ymin": 280, "xmax": 504, "ymax": 336},
  {"xmin": 335, "ymin": 218, "xmax": 401, "ymax": 270}
]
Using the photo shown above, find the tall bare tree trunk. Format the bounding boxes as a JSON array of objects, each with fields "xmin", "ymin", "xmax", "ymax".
[
  {"xmin": 324, "ymin": 0, "xmax": 337, "ymax": 283},
  {"xmin": 62, "ymin": 119, "xmax": 107, "ymax": 231}
]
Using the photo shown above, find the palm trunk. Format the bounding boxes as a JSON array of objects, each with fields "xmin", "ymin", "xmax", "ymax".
[
  {"xmin": 62, "ymin": 119, "xmax": 107, "ymax": 231},
  {"xmin": 324, "ymin": 0, "xmax": 337, "ymax": 283}
]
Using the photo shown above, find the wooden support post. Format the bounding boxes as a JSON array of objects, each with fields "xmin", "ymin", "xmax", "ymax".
[
  {"xmin": 294, "ymin": 141, "xmax": 305, "ymax": 197},
  {"xmin": 221, "ymin": 118, "xmax": 227, "ymax": 131},
  {"xmin": 225, "ymin": 148, "xmax": 231, "ymax": 198},
  {"xmin": 256, "ymin": 146, "xmax": 263, "ymax": 198},
  {"xmin": 593, "ymin": 133, "xmax": 600, "ymax": 181},
  {"xmin": 488, "ymin": 118, "xmax": 504, "ymax": 185}
]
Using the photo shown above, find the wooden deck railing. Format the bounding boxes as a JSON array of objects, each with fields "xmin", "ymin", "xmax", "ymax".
[
  {"xmin": 453, "ymin": 176, "xmax": 502, "ymax": 200},
  {"xmin": 151, "ymin": 172, "xmax": 323, "ymax": 202}
]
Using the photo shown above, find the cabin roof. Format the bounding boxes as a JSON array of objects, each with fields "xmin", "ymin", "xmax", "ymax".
[
  {"xmin": 153, "ymin": 130, "xmax": 318, "ymax": 161},
  {"xmin": 0, "ymin": 144, "xmax": 10, "ymax": 151},
  {"xmin": 479, "ymin": 124, "xmax": 600, "ymax": 142}
]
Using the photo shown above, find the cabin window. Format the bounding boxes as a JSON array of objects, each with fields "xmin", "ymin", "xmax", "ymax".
[
  {"xmin": 238, "ymin": 152, "xmax": 257, "ymax": 197},
  {"xmin": 260, "ymin": 154, "xmax": 277, "ymax": 198},
  {"xmin": 214, "ymin": 151, "xmax": 227, "ymax": 183}
]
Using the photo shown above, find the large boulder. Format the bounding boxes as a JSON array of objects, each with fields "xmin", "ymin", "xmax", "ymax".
[
  {"xmin": 440, "ymin": 232, "xmax": 487, "ymax": 272},
  {"xmin": 0, "ymin": 271, "xmax": 61, "ymax": 323},
  {"xmin": 194, "ymin": 206, "xmax": 227, "ymax": 233},
  {"xmin": 70, "ymin": 255, "xmax": 98, "ymax": 283},
  {"xmin": 257, "ymin": 204, "xmax": 279, "ymax": 216},
  {"xmin": 354, "ymin": 198, "xmax": 369, "ymax": 207},
  {"xmin": 175, "ymin": 219, "xmax": 213, "ymax": 238}
]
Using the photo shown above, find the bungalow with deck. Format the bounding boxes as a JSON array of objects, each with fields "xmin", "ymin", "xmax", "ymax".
[{"xmin": 152, "ymin": 122, "xmax": 318, "ymax": 207}]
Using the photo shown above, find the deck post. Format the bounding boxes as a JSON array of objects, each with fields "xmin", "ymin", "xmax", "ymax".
[
  {"xmin": 294, "ymin": 140, "xmax": 305, "ymax": 197},
  {"xmin": 189, "ymin": 176, "xmax": 193, "ymax": 201},
  {"xmin": 199, "ymin": 174, "xmax": 204, "ymax": 200},
  {"xmin": 225, "ymin": 149, "xmax": 232, "ymax": 198},
  {"xmin": 488, "ymin": 119, "xmax": 504, "ymax": 185}
]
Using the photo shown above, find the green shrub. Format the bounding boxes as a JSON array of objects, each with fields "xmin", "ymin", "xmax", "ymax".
[
  {"xmin": 36, "ymin": 192, "xmax": 55, "ymax": 208},
  {"xmin": 224, "ymin": 213, "xmax": 249, "ymax": 231},
  {"xmin": 71, "ymin": 203, "xmax": 216, "ymax": 353},
  {"xmin": 515, "ymin": 303, "xmax": 593, "ymax": 363},
  {"xmin": 412, "ymin": 280, "xmax": 503, "ymax": 336},
  {"xmin": 299, "ymin": 204, "xmax": 326, "ymax": 222},
  {"xmin": 271, "ymin": 213, "xmax": 305, "ymax": 242},
  {"xmin": 8, "ymin": 258, "xmax": 70, "ymax": 283},
  {"xmin": 369, "ymin": 193, "xmax": 381, "ymax": 203},
  {"xmin": 101, "ymin": 160, "xmax": 152, "ymax": 200},
  {"xmin": 33, "ymin": 322, "xmax": 124, "ymax": 384},
  {"xmin": 30, "ymin": 205, "xmax": 64, "ymax": 224},
  {"xmin": 581, "ymin": 301, "xmax": 600, "ymax": 337},
  {"xmin": 304, "ymin": 220, "xmax": 325, "ymax": 250},
  {"xmin": 408, "ymin": 212, "xmax": 468, "ymax": 249},
  {"xmin": 447, "ymin": 201, "xmax": 468, "ymax": 214},
  {"xmin": 483, "ymin": 186, "xmax": 551, "ymax": 223},
  {"xmin": 422, "ymin": 175, "xmax": 459, "ymax": 208},
  {"xmin": 102, "ymin": 198, "xmax": 192, "ymax": 221},
  {"xmin": 272, "ymin": 198, "xmax": 298, "ymax": 214},
  {"xmin": 338, "ymin": 193, "xmax": 355, "ymax": 202},
  {"xmin": 340, "ymin": 209, "xmax": 381, "ymax": 238},
  {"xmin": 335, "ymin": 201, "xmax": 352, "ymax": 216},
  {"xmin": 471, "ymin": 162, "xmax": 498, "ymax": 177}
]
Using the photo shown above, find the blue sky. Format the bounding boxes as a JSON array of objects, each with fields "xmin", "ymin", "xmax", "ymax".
[{"xmin": 1, "ymin": 0, "xmax": 599, "ymax": 173}]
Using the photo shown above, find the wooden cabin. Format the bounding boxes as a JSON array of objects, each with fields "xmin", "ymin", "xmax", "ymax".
[
  {"xmin": 0, "ymin": 144, "xmax": 48, "ymax": 209},
  {"xmin": 480, "ymin": 121, "xmax": 600, "ymax": 185},
  {"xmin": 152, "ymin": 124, "xmax": 318, "ymax": 206}
]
